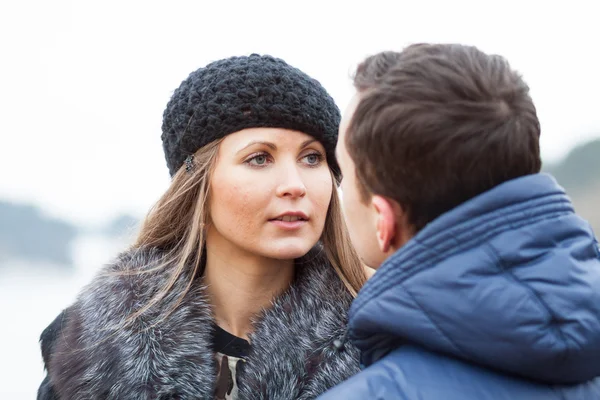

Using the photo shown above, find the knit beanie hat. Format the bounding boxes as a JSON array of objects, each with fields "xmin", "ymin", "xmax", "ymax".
[{"xmin": 161, "ymin": 54, "xmax": 341, "ymax": 179}]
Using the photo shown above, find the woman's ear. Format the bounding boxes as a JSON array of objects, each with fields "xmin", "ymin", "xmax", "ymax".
[{"xmin": 371, "ymin": 195, "xmax": 397, "ymax": 253}]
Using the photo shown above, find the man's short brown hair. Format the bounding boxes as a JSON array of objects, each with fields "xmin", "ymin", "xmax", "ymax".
[{"xmin": 346, "ymin": 43, "xmax": 541, "ymax": 231}]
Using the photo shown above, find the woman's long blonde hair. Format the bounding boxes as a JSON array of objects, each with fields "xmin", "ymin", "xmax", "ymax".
[{"xmin": 129, "ymin": 138, "xmax": 366, "ymax": 322}]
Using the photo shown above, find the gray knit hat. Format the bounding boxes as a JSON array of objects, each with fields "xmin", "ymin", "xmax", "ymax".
[{"xmin": 161, "ymin": 54, "xmax": 341, "ymax": 178}]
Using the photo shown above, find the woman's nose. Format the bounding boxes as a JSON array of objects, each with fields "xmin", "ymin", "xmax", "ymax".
[{"xmin": 275, "ymin": 166, "xmax": 307, "ymax": 199}]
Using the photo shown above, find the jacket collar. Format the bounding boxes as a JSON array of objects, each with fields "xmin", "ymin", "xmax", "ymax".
[{"xmin": 350, "ymin": 174, "xmax": 600, "ymax": 384}]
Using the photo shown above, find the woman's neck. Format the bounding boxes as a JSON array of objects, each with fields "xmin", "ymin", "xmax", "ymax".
[{"xmin": 203, "ymin": 240, "xmax": 295, "ymax": 341}]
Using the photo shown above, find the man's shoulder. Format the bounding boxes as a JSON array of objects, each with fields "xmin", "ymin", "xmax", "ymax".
[
  {"xmin": 318, "ymin": 345, "xmax": 565, "ymax": 400},
  {"xmin": 317, "ymin": 346, "xmax": 434, "ymax": 399},
  {"xmin": 316, "ymin": 359, "xmax": 394, "ymax": 400}
]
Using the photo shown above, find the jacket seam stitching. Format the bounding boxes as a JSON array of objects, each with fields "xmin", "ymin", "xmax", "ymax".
[
  {"xmin": 484, "ymin": 243, "xmax": 572, "ymax": 364},
  {"xmin": 399, "ymin": 281, "xmax": 465, "ymax": 356}
]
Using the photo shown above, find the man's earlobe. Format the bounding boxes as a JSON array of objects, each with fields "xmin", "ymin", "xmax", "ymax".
[
  {"xmin": 376, "ymin": 215, "xmax": 389, "ymax": 253},
  {"xmin": 372, "ymin": 196, "xmax": 396, "ymax": 253}
]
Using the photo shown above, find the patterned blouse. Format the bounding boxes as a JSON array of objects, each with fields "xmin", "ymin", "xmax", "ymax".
[{"xmin": 212, "ymin": 324, "xmax": 251, "ymax": 400}]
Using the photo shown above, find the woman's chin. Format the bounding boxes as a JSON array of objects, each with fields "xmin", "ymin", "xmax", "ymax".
[{"xmin": 260, "ymin": 239, "xmax": 316, "ymax": 260}]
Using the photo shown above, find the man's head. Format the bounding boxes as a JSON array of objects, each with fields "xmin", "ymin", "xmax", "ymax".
[{"xmin": 337, "ymin": 44, "xmax": 541, "ymax": 268}]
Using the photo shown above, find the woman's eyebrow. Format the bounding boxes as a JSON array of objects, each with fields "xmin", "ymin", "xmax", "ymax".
[
  {"xmin": 236, "ymin": 141, "xmax": 277, "ymax": 154},
  {"xmin": 236, "ymin": 139, "xmax": 318, "ymax": 155},
  {"xmin": 300, "ymin": 139, "xmax": 317, "ymax": 149}
]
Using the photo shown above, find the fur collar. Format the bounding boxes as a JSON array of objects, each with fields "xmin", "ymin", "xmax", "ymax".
[{"xmin": 40, "ymin": 246, "xmax": 359, "ymax": 399}]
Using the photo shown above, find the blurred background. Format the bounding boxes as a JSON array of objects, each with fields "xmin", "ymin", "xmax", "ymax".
[{"xmin": 1, "ymin": 0, "xmax": 599, "ymax": 398}]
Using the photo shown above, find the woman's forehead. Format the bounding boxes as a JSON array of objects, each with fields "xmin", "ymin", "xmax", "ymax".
[{"xmin": 222, "ymin": 128, "xmax": 325, "ymax": 151}]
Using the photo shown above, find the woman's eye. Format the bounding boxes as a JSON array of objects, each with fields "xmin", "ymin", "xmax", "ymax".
[
  {"xmin": 251, "ymin": 155, "xmax": 267, "ymax": 165},
  {"xmin": 246, "ymin": 153, "xmax": 271, "ymax": 167},
  {"xmin": 302, "ymin": 153, "xmax": 323, "ymax": 166}
]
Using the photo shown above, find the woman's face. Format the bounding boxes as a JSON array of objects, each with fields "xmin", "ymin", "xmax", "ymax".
[{"xmin": 208, "ymin": 128, "xmax": 333, "ymax": 260}]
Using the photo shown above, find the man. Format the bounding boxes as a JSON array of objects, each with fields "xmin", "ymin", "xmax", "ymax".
[{"xmin": 320, "ymin": 44, "xmax": 600, "ymax": 399}]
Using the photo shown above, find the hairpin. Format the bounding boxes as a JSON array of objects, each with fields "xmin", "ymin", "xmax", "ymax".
[{"xmin": 185, "ymin": 155, "xmax": 195, "ymax": 173}]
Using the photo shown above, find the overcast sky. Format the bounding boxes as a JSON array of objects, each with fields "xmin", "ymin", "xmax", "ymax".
[{"xmin": 1, "ymin": 0, "xmax": 598, "ymax": 226}]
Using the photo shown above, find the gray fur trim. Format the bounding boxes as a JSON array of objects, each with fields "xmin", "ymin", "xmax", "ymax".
[{"xmin": 40, "ymin": 246, "xmax": 359, "ymax": 399}]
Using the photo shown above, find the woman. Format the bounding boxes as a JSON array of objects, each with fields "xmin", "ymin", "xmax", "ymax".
[{"xmin": 37, "ymin": 54, "xmax": 366, "ymax": 400}]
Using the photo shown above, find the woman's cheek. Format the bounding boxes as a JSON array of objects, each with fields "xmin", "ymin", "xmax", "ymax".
[{"xmin": 310, "ymin": 172, "xmax": 333, "ymax": 215}]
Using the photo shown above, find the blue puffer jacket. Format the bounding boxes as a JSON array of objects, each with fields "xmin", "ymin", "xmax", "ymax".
[{"xmin": 319, "ymin": 174, "xmax": 600, "ymax": 399}]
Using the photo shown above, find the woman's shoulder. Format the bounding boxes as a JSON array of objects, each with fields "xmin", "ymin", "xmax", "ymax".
[
  {"xmin": 39, "ymin": 246, "xmax": 176, "ymax": 355},
  {"xmin": 39, "ymin": 247, "xmax": 166, "ymax": 344},
  {"xmin": 71, "ymin": 246, "xmax": 166, "ymax": 315},
  {"xmin": 38, "ymin": 245, "xmax": 213, "ymax": 398}
]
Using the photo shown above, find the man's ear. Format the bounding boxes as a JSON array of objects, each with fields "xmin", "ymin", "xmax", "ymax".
[{"xmin": 371, "ymin": 195, "xmax": 397, "ymax": 253}]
